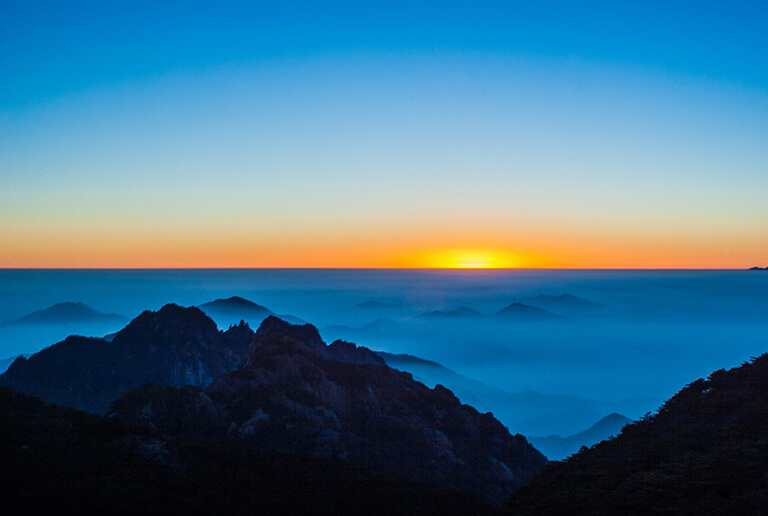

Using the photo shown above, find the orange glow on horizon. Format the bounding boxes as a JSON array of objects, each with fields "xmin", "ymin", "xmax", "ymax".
[
  {"xmin": 407, "ymin": 249, "xmax": 534, "ymax": 269},
  {"xmin": 0, "ymin": 226, "xmax": 764, "ymax": 269}
]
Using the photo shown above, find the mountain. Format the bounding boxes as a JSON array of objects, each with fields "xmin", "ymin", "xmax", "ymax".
[
  {"xmin": 515, "ymin": 294, "xmax": 602, "ymax": 314},
  {"xmin": 506, "ymin": 353, "xmax": 768, "ymax": 515},
  {"xmin": 494, "ymin": 303, "xmax": 563, "ymax": 320},
  {"xmin": 109, "ymin": 316, "xmax": 547, "ymax": 505},
  {"xmin": 377, "ymin": 351, "xmax": 656, "ymax": 437},
  {"xmin": 0, "ymin": 387, "xmax": 490, "ymax": 516},
  {"xmin": 199, "ymin": 296, "xmax": 272, "ymax": 315},
  {"xmin": 0, "ymin": 304, "xmax": 254, "ymax": 414},
  {"xmin": 748, "ymin": 266, "xmax": 767, "ymax": 270},
  {"xmin": 197, "ymin": 296, "xmax": 304, "ymax": 326},
  {"xmin": 0, "ymin": 354, "xmax": 29, "ymax": 374},
  {"xmin": 2, "ymin": 301, "xmax": 128, "ymax": 327},
  {"xmin": 529, "ymin": 413, "xmax": 631, "ymax": 460}
]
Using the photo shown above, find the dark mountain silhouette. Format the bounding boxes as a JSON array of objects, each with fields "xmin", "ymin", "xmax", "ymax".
[
  {"xmin": 0, "ymin": 354, "xmax": 29, "ymax": 374},
  {"xmin": 0, "ymin": 387, "xmax": 490, "ymax": 516},
  {"xmin": 197, "ymin": 296, "xmax": 304, "ymax": 326},
  {"xmin": 494, "ymin": 302, "xmax": 563, "ymax": 320},
  {"xmin": 506, "ymin": 353, "xmax": 768, "ymax": 515},
  {"xmin": 0, "ymin": 304, "xmax": 254, "ymax": 414},
  {"xmin": 748, "ymin": 266, "xmax": 767, "ymax": 270},
  {"xmin": 109, "ymin": 316, "xmax": 547, "ymax": 505},
  {"xmin": 2, "ymin": 301, "xmax": 128, "ymax": 327},
  {"xmin": 376, "ymin": 351, "xmax": 656, "ymax": 437},
  {"xmin": 529, "ymin": 413, "xmax": 631, "ymax": 460}
]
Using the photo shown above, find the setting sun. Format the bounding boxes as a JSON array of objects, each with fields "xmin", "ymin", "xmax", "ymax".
[{"xmin": 419, "ymin": 249, "xmax": 527, "ymax": 269}]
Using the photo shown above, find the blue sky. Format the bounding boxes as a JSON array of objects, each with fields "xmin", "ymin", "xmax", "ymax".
[{"xmin": 1, "ymin": 1, "xmax": 767, "ymax": 267}]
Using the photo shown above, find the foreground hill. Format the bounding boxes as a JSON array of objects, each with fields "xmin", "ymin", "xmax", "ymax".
[
  {"xmin": 0, "ymin": 387, "xmax": 490, "ymax": 516},
  {"xmin": 506, "ymin": 354, "xmax": 768, "ymax": 515},
  {"xmin": 0, "ymin": 304, "xmax": 254, "ymax": 414},
  {"xmin": 110, "ymin": 316, "xmax": 547, "ymax": 505}
]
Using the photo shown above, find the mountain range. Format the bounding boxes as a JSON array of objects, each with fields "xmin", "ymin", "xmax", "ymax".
[
  {"xmin": 0, "ymin": 304, "xmax": 254, "ymax": 413},
  {"xmin": 0, "ymin": 305, "xmax": 546, "ymax": 505}
]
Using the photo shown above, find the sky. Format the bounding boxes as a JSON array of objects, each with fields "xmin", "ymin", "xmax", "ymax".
[{"xmin": 2, "ymin": 1, "xmax": 767, "ymax": 268}]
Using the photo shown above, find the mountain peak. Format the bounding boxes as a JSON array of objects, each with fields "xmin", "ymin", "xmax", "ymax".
[
  {"xmin": 2, "ymin": 301, "xmax": 127, "ymax": 327},
  {"xmin": 199, "ymin": 296, "xmax": 272, "ymax": 313}
]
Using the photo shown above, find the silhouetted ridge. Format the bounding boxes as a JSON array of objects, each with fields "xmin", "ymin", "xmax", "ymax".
[
  {"xmin": 111, "ymin": 314, "xmax": 546, "ymax": 504},
  {"xmin": 0, "ymin": 387, "xmax": 490, "ymax": 516},
  {"xmin": 113, "ymin": 303, "xmax": 219, "ymax": 346},
  {"xmin": 0, "ymin": 304, "xmax": 254, "ymax": 414},
  {"xmin": 506, "ymin": 353, "xmax": 768, "ymax": 514},
  {"xmin": 249, "ymin": 315, "xmax": 326, "ymax": 357}
]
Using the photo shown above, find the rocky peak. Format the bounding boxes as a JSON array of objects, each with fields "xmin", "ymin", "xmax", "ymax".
[
  {"xmin": 113, "ymin": 303, "xmax": 219, "ymax": 346},
  {"xmin": 326, "ymin": 339, "xmax": 386, "ymax": 366}
]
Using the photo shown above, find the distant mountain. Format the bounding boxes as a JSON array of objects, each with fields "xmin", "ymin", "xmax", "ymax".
[
  {"xmin": 376, "ymin": 352, "xmax": 654, "ymax": 437},
  {"xmin": 199, "ymin": 296, "xmax": 272, "ymax": 315},
  {"xmin": 515, "ymin": 294, "xmax": 602, "ymax": 314},
  {"xmin": 506, "ymin": 353, "xmax": 768, "ymax": 515},
  {"xmin": 416, "ymin": 303, "xmax": 561, "ymax": 322},
  {"xmin": 2, "ymin": 302, "xmax": 128, "ymax": 327},
  {"xmin": 494, "ymin": 303, "xmax": 564, "ymax": 320},
  {"xmin": 197, "ymin": 296, "xmax": 304, "ymax": 326},
  {"xmin": 748, "ymin": 266, "xmax": 767, "ymax": 270},
  {"xmin": 529, "ymin": 413, "xmax": 631, "ymax": 460},
  {"xmin": 0, "ymin": 304, "xmax": 254, "ymax": 414},
  {"xmin": 109, "ymin": 316, "xmax": 547, "ymax": 505},
  {"xmin": 0, "ymin": 387, "xmax": 490, "ymax": 516}
]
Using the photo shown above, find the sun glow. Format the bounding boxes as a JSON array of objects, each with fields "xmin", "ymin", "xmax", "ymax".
[{"xmin": 420, "ymin": 249, "xmax": 526, "ymax": 269}]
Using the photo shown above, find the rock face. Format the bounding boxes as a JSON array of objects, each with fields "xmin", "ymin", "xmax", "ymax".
[
  {"xmin": 0, "ymin": 387, "xmax": 491, "ymax": 516},
  {"xmin": 506, "ymin": 354, "xmax": 768, "ymax": 515},
  {"xmin": 110, "ymin": 316, "xmax": 547, "ymax": 505},
  {"xmin": 0, "ymin": 304, "xmax": 254, "ymax": 414}
]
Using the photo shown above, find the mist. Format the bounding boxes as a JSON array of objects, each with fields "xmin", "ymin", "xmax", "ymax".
[{"xmin": 1, "ymin": 269, "xmax": 766, "ymax": 439}]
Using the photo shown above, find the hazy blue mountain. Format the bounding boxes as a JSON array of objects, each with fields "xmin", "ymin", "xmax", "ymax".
[
  {"xmin": 529, "ymin": 413, "xmax": 632, "ymax": 460},
  {"xmin": 376, "ymin": 351, "xmax": 654, "ymax": 437},
  {"xmin": 197, "ymin": 296, "xmax": 304, "ymax": 327},
  {"xmin": 2, "ymin": 302, "xmax": 128, "ymax": 327},
  {"xmin": 507, "ymin": 354, "xmax": 768, "ymax": 515},
  {"xmin": 515, "ymin": 294, "xmax": 603, "ymax": 314},
  {"xmin": 494, "ymin": 303, "xmax": 564, "ymax": 320}
]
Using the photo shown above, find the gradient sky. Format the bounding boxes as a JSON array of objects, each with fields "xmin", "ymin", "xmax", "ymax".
[{"xmin": 2, "ymin": 1, "xmax": 767, "ymax": 268}]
